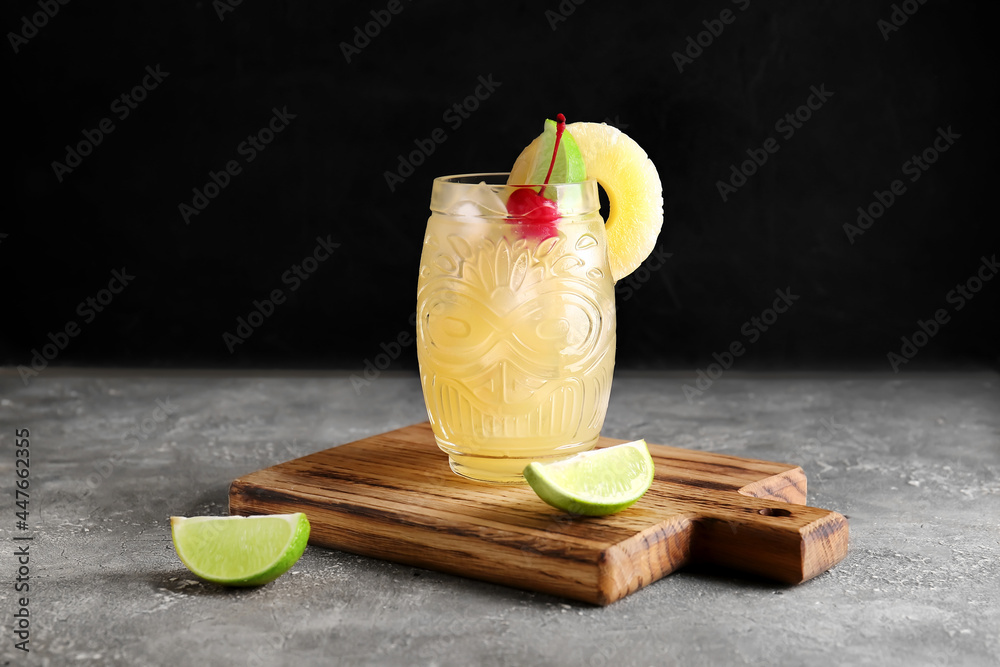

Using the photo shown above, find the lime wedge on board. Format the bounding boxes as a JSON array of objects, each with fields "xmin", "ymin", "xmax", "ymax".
[{"xmin": 523, "ymin": 440, "xmax": 654, "ymax": 516}]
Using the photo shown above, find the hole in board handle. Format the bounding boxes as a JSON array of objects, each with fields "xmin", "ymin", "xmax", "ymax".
[{"xmin": 757, "ymin": 508, "xmax": 792, "ymax": 517}]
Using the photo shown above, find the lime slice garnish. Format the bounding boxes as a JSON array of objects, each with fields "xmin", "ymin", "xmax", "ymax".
[
  {"xmin": 170, "ymin": 513, "xmax": 310, "ymax": 586},
  {"xmin": 523, "ymin": 440, "xmax": 654, "ymax": 516},
  {"xmin": 508, "ymin": 117, "xmax": 587, "ymax": 186}
]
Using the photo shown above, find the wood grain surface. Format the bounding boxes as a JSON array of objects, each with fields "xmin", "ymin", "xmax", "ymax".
[{"xmin": 229, "ymin": 422, "xmax": 848, "ymax": 605}]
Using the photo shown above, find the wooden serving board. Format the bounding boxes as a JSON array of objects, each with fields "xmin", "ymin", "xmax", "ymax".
[{"xmin": 229, "ymin": 422, "xmax": 848, "ymax": 605}]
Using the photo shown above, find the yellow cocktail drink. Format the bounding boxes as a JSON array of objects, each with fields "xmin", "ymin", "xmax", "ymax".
[{"xmin": 417, "ymin": 174, "xmax": 616, "ymax": 483}]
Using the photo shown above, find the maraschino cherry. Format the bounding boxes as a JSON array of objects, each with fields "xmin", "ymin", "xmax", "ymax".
[{"xmin": 508, "ymin": 113, "xmax": 567, "ymax": 240}]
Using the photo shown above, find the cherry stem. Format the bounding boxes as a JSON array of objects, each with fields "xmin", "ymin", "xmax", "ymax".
[{"xmin": 538, "ymin": 113, "xmax": 566, "ymax": 197}]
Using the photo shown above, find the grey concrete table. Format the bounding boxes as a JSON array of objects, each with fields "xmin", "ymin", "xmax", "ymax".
[{"xmin": 1, "ymin": 369, "xmax": 997, "ymax": 666}]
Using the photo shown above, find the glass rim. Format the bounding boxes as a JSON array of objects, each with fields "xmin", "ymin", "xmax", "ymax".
[
  {"xmin": 429, "ymin": 172, "xmax": 600, "ymax": 218},
  {"xmin": 433, "ymin": 172, "xmax": 599, "ymax": 189}
]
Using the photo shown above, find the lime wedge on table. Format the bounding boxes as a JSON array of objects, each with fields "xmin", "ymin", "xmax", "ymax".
[
  {"xmin": 523, "ymin": 440, "xmax": 654, "ymax": 516},
  {"xmin": 170, "ymin": 513, "xmax": 310, "ymax": 586}
]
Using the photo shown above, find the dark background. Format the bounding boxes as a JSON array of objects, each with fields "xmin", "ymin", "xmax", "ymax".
[{"xmin": 4, "ymin": 0, "xmax": 996, "ymax": 374}]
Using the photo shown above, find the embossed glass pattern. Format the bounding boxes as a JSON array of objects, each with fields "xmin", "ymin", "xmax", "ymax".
[{"xmin": 417, "ymin": 174, "xmax": 616, "ymax": 483}]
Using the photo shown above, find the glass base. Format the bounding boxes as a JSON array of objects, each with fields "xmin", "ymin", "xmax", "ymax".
[{"xmin": 441, "ymin": 438, "xmax": 598, "ymax": 485}]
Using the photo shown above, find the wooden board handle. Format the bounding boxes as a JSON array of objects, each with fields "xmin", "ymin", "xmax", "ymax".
[{"xmin": 692, "ymin": 494, "xmax": 849, "ymax": 584}]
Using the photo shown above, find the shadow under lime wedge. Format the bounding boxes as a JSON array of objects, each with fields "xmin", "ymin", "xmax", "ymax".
[
  {"xmin": 523, "ymin": 440, "xmax": 654, "ymax": 516},
  {"xmin": 170, "ymin": 513, "xmax": 310, "ymax": 586}
]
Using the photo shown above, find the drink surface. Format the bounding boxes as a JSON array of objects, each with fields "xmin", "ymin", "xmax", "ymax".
[{"xmin": 417, "ymin": 182, "xmax": 615, "ymax": 483}]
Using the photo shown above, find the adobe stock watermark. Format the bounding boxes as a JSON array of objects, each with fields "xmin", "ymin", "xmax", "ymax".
[
  {"xmin": 887, "ymin": 254, "xmax": 997, "ymax": 372},
  {"xmin": 12, "ymin": 427, "xmax": 31, "ymax": 653},
  {"xmin": 672, "ymin": 0, "xmax": 751, "ymax": 73},
  {"xmin": 843, "ymin": 125, "xmax": 960, "ymax": 244},
  {"xmin": 383, "ymin": 74, "xmax": 502, "ymax": 192},
  {"xmin": 602, "ymin": 115, "xmax": 629, "ymax": 130},
  {"xmin": 682, "ymin": 287, "xmax": 799, "ymax": 401},
  {"xmin": 878, "ymin": 0, "xmax": 928, "ymax": 41},
  {"xmin": 179, "ymin": 106, "xmax": 297, "ymax": 225},
  {"xmin": 222, "ymin": 235, "xmax": 340, "ymax": 352},
  {"xmin": 51, "ymin": 64, "xmax": 170, "ymax": 183},
  {"xmin": 350, "ymin": 311, "xmax": 417, "ymax": 393},
  {"xmin": 806, "ymin": 415, "xmax": 848, "ymax": 449},
  {"xmin": 340, "ymin": 0, "xmax": 414, "ymax": 63},
  {"xmin": 213, "ymin": 0, "xmax": 243, "ymax": 21},
  {"xmin": 17, "ymin": 267, "xmax": 136, "ymax": 386},
  {"xmin": 71, "ymin": 398, "xmax": 179, "ymax": 502},
  {"xmin": 7, "ymin": 0, "xmax": 71, "ymax": 54},
  {"xmin": 716, "ymin": 84, "xmax": 834, "ymax": 202},
  {"xmin": 615, "ymin": 245, "xmax": 673, "ymax": 302},
  {"xmin": 545, "ymin": 0, "xmax": 586, "ymax": 31}
]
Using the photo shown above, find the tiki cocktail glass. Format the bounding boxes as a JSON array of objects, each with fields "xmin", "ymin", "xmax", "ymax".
[{"xmin": 416, "ymin": 173, "xmax": 616, "ymax": 484}]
